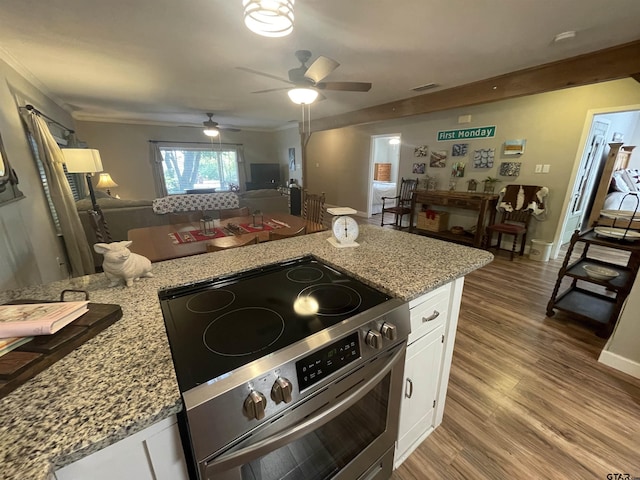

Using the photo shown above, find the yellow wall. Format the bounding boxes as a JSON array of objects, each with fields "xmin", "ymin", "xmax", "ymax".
[{"xmin": 305, "ymin": 79, "xmax": 640, "ymax": 245}]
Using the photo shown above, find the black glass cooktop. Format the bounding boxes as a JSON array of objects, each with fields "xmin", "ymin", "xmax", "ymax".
[{"xmin": 158, "ymin": 256, "xmax": 391, "ymax": 392}]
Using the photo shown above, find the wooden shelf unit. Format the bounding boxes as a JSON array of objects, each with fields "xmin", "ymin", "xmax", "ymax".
[
  {"xmin": 409, "ymin": 190, "xmax": 499, "ymax": 248},
  {"xmin": 546, "ymin": 228, "xmax": 640, "ymax": 337}
]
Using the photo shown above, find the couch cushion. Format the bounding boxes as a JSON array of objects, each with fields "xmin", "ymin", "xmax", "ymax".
[{"xmin": 76, "ymin": 196, "xmax": 153, "ymax": 211}]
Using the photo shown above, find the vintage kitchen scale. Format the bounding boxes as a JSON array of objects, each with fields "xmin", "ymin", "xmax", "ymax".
[{"xmin": 327, "ymin": 207, "xmax": 359, "ymax": 248}]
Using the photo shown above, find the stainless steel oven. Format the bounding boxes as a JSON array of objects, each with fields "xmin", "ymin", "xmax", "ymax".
[{"xmin": 159, "ymin": 256, "xmax": 410, "ymax": 480}]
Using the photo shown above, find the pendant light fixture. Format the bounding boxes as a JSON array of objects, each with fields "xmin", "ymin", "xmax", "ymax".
[{"xmin": 243, "ymin": 0, "xmax": 294, "ymax": 38}]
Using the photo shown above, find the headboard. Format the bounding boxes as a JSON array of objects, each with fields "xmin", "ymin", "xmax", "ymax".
[{"xmin": 587, "ymin": 142, "xmax": 636, "ymax": 227}]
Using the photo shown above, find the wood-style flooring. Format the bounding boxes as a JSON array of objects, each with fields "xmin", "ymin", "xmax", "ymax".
[{"xmin": 368, "ymin": 217, "xmax": 640, "ymax": 480}]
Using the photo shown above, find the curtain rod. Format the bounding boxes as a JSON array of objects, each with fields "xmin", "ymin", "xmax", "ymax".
[
  {"xmin": 19, "ymin": 104, "xmax": 74, "ymax": 134},
  {"xmin": 149, "ymin": 140, "xmax": 242, "ymax": 147}
]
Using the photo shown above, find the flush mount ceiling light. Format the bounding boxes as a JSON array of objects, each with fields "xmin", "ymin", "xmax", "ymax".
[
  {"xmin": 243, "ymin": 0, "xmax": 294, "ymax": 38},
  {"xmin": 287, "ymin": 87, "xmax": 319, "ymax": 105}
]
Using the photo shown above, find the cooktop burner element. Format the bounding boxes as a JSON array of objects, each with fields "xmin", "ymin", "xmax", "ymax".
[
  {"xmin": 159, "ymin": 256, "xmax": 393, "ymax": 392},
  {"xmin": 203, "ymin": 307, "xmax": 285, "ymax": 356},
  {"xmin": 298, "ymin": 284, "xmax": 362, "ymax": 316},
  {"xmin": 285, "ymin": 266, "xmax": 324, "ymax": 283},
  {"xmin": 186, "ymin": 289, "xmax": 235, "ymax": 313}
]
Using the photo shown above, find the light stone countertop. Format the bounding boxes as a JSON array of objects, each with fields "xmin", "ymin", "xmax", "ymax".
[{"xmin": 0, "ymin": 225, "xmax": 493, "ymax": 480}]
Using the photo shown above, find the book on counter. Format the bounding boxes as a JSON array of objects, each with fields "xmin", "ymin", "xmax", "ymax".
[
  {"xmin": 0, "ymin": 301, "xmax": 89, "ymax": 338},
  {"xmin": 0, "ymin": 335, "xmax": 34, "ymax": 357}
]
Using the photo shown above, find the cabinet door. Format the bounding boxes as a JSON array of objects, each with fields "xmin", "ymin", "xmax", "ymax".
[
  {"xmin": 55, "ymin": 416, "xmax": 188, "ymax": 480},
  {"xmin": 395, "ymin": 325, "xmax": 445, "ymax": 467}
]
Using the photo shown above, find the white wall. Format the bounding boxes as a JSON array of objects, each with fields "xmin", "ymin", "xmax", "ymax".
[
  {"xmin": 272, "ymin": 125, "xmax": 302, "ymax": 185},
  {"xmin": 305, "ymin": 78, "xmax": 640, "ymax": 246},
  {"xmin": 0, "ymin": 58, "xmax": 75, "ymax": 289}
]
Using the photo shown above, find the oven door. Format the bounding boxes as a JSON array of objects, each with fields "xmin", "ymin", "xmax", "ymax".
[{"xmin": 200, "ymin": 342, "xmax": 406, "ymax": 480}]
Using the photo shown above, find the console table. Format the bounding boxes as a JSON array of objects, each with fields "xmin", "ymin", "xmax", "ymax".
[{"xmin": 409, "ymin": 190, "xmax": 499, "ymax": 247}]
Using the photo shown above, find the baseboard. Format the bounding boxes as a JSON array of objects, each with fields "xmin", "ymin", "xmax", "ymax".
[{"xmin": 598, "ymin": 350, "xmax": 640, "ymax": 379}]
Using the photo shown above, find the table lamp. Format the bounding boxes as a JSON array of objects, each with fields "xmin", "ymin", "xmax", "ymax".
[
  {"xmin": 62, "ymin": 148, "xmax": 103, "ymax": 211},
  {"xmin": 96, "ymin": 172, "xmax": 119, "ymax": 197}
]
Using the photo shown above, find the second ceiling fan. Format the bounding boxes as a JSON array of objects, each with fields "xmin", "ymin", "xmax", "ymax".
[{"xmin": 239, "ymin": 50, "xmax": 372, "ymax": 102}]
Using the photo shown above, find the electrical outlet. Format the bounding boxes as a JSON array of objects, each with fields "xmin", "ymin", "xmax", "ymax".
[
  {"xmin": 535, "ymin": 164, "xmax": 542, "ymax": 173},
  {"xmin": 542, "ymin": 164, "xmax": 550, "ymax": 173}
]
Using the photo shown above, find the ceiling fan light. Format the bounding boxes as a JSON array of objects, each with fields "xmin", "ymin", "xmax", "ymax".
[
  {"xmin": 203, "ymin": 127, "xmax": 220, "ymax": 137},
  {"xmin": 243, "ymin": 0, "xmax": 294, "ymax": 38},
  {"xmin": 288, "ymin": 88, "xmax": 318, "ymax": 105}
]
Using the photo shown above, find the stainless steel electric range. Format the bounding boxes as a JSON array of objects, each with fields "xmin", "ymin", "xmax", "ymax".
[{"xmin": 159, "ymin": 255, "xmax": 410, "ymax": 480}]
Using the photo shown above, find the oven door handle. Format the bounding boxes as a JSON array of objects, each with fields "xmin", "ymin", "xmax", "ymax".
[{"xmin": 204, "ymin": 344, "xmax": 406, "ymax": 475}]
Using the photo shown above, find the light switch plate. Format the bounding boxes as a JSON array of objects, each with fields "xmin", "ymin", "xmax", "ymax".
[
  {"xmin": 535, "ymin": 164, "xmax": 542, "ymax": 173},
  {"xmin": 542, "ymin": 164, "xmax": 550, "ymax": 173}
]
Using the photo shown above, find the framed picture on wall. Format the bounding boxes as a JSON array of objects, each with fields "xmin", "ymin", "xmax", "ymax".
[{"xmin": 289, "ymin": 147, "xmax": 295, "ymax": 171}]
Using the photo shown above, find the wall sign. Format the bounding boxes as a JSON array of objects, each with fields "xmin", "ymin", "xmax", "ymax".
[{"xmin": 437, "ymin": 126, "xmax": 496, "ymax": 141}]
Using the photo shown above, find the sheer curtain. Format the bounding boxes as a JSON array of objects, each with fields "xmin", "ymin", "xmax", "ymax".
[{"xmin": 24, "ymin": 112, "xmax": 95, "ymax": 276}]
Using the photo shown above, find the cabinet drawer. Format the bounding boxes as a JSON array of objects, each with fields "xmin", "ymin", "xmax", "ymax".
[{"xmin": 408, "ymin": 283, "xmax": 451, "ymax": 343}]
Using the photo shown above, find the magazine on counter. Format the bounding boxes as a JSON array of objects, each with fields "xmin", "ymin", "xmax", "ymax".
[{"xmin": 0, "ymin": 301, "xmax": 89, "ymax": 338}]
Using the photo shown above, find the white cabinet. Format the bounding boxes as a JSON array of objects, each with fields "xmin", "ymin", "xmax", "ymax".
[
  {"xmin": 394, "ymin": 277, "xmax": 464, "ymax": 468},
  {"xmin": 55, "ymin": 415, "xmax": 189, "ymax": 480}
]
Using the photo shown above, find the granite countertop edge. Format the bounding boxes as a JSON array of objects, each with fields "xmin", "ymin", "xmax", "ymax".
[{"xmin": 0, "ymin": 225, "xmax": 493, "ymax": 480}]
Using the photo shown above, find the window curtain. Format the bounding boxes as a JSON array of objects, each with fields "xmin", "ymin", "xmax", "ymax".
[{"xmin": 24, "ymin": 112, "xmax": 95, "ymax": 276}]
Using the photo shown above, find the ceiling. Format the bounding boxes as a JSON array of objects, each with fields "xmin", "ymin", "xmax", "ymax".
[{"xmin": 1, "ymin": 0, "xmax": 640, "ymax": 131}]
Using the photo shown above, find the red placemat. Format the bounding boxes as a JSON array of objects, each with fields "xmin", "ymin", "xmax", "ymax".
[{"xmin": 169, "ymin": 228, "xmax": 228, "ymax": 245}]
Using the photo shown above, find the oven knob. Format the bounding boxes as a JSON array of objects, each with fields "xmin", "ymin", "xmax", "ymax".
[
  {"xmin": 365, "ymin": 330, "xmax": 383, "ymax": 349},
  {"xmin": 271, "ymin": 377, "xmax": 293, "ymax": 404},
  {"xmin": 243, "ymin": 390, "xmax": 267, "ymax": 421},
  {"xmin": 380, "ymin": 322, "xmax": 397, "ymax": 341}
]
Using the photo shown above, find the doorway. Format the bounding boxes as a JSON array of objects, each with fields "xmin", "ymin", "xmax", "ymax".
[
  {"xmin": 368, "ymin": 134, "xmax": 401, "ymax": 218},
  {"xmin": 554, "ymin": 106, "xmax": 640, "ymax": 258}
]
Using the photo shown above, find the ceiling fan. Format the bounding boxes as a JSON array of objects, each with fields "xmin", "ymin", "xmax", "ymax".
[
  {"xmin": 238, "ymin": 50, "xmax": 372, "ymax": 100},
  {"xmin": 202, "ymin": 113, "xmax": 241, "ymax": 136}
]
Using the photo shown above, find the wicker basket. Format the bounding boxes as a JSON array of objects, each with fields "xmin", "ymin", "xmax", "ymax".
[{"xmin": 417, "ymin": 210, "xmax": 449, "ymax": 232}]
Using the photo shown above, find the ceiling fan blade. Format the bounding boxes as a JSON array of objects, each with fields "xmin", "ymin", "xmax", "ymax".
[
  {"xmin": 304, "ymin": 55, "xmax": 339, "ymax": 84},
  {"xmin": 251, "ymin": 87, "xmax": 290, "ymax": 94},
  {"xmin": 219, "ymin": 127, "xmax": 241, "ymax": 132},
  {"xmin": 316, "ymin": 81, "xmax": 372, "ymax": 92},
  {"xmin": 236, "ymin": 67, "xmax": 293, "ymax": 85}
]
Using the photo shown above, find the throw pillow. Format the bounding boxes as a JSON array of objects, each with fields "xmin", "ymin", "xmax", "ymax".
[
  {"xmin": 611, "ymin": 171, "xmax": 631, "ymax": 192},
  {"xmin": 621, "ymin": 168, "xmax": 640, "ymax": 192}
]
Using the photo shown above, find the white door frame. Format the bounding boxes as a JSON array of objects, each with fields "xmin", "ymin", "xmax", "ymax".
[
  {"xmin": 367, "ymin": 133, "xmax": 401, "ymax": 217},
  {"xmin": 551, "ymin": 104, "xmax": 640, "ymax": 259}
]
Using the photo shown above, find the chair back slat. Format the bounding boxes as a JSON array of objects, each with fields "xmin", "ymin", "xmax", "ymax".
[{"xmin": 303, "ymin": 191, "xmax": 326, "ymax": 226}]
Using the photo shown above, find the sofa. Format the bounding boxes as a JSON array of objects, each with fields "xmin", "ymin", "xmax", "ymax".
[{"xmin": 76, "ymin": 190, "xmax": 291, "ymax": 265}]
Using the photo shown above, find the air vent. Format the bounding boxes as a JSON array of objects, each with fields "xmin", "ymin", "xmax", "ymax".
[{"xmin": 411, "ymin": 83, "xmax": 438, "ymax": 92}]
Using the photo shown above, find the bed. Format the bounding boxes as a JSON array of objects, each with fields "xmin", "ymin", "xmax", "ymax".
[
  {"xmin": 371, "ymin": 181, "xmax": 397, "ymax": 214},
  {"xmin": 587, "ymin": 144, "xmax": 636, "ymax": 226},
  {"xmin": 604, "ymin": 168, "xmax": 640, "ymax": 211}
]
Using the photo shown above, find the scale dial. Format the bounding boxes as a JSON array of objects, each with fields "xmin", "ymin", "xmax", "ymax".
[{"xmin": 331, "ymin": 216, "xmax": 359, "ymax": 245}]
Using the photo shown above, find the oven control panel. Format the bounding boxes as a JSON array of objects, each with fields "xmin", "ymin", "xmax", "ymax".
[{"xmin": 295, "ymin": 332, "xmax": 360, "ymax": 391}]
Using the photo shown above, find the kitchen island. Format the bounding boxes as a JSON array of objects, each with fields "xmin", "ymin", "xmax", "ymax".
[{"xmin": 0, "ymin": 225, "xmax": 492, "ymax": 480}]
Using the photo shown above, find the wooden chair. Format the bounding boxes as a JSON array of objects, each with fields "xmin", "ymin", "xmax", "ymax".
[
  {"xmin": 269, "ymin": 226, "xmax": 307, "ymax": 241},
  {"xmin": 484, "ymin": 208, "xmax": 534, "ymax": 260},
  {"xmin": 219, "ymin": 207, "xmax": 250, "ymax": 219},
  {"xmin": 206, "ymin": 235, "xmax": 258, "ymax": 252},
  {"xmin": 303, "ymin": 191, "xmax": 326, "ymax": 233},
  {"xmin": 381, "ymin": 178, "xmax": 418, "ymax": 229}
]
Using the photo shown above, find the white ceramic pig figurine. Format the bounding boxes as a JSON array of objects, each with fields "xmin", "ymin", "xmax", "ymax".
[{"xmin": 94, "ymin": 241, "xmax": 154, "ymax": 287}]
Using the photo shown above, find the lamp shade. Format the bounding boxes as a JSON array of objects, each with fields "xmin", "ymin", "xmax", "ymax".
[
  {"xmin": 243, "ymin": 0, "xmax": 294, "ymax": 38},
  {"xmin": 287, "ymin": 88, "xmax": 319, "ymax": 105},
  {"xmin": 95, "ymin": 173, "xmax": 118, "ymax": 189},
  {"xmin": 63, "ymin": 149, "xmax": 103, "ymax": 173}
]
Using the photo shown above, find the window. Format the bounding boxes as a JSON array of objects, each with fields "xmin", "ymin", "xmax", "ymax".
[{"xmin": 156, "ymin": 144, "xmax": 241, "ymax": 194}]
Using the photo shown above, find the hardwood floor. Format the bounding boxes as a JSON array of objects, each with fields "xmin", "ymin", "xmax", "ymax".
[{"xmin": 369, "ymin": 216, "xmax": 640, "ymax": 479}]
